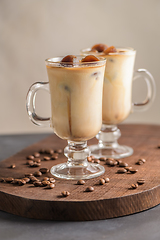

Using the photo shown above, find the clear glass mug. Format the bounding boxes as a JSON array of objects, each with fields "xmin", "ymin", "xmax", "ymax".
[
  {"xmin": 81, "ymin": 47, "xmax": 156, "ymax": 159},
  {"xmin": 26, "ymin": 55, "xmax": 106, "ymax": 180}
]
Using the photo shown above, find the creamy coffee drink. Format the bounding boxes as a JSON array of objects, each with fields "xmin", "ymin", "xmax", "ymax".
[
  {"xmin": 81, "ymin": 45, "xmax": 136, "ymax": 124},
  {"xmin": 46, "ymin": 55, "xmax": 106, "ymax": 141}
]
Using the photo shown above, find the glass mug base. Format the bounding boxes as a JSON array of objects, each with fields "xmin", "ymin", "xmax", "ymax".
[
  {"xmin": 89, "ymin": 144, "xmax": 133, "ymax": 159},
  {"xmin": 50, "ymin": 162, "xmax": 105, "ymax": 180}
]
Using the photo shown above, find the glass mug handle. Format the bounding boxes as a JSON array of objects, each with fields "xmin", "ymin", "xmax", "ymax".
[
  {"xmin": 132, "ymin": 69, "xmax": 156, "ymax": 112},
  {"xmin": 26, "ymin": 82, "xmax": 51, "ymax": 127}
]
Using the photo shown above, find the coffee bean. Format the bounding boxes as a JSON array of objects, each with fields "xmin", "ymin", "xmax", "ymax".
[
  {"xmin": 34, "ymin": 181, "xmax": 42, "ymax": 187},
  {"xmin": 87, "ymin": 156, "xmax": 92, "ymax": 162},
  {"xmin": 17, "ymin": 179, "xmax": 26, "ymax": 185},
  {"xmin": 10, "ymin": 164, "xmax": 16, "ymax": 169},
  {"xmin": 117, "ymin": 169, "xmax": 127, "ymax": 174},
  {"xmin": 99, "ymin": 157, "xmax": 107, "ymax": 161},
  {"xmin": 131, "ymin": 183, "xmax": 138, "ymax": 189},
  {"xmin": 51, "ymin": 154, "xmax": 58, "ymax": 160},
  {"xmin": 43, "ymin": 177, "xmax": 49, "ymax": 181},
  {"xmin": 99, "ymin": 179, "xmax": 105, "ymax": 185},
  {"xmin": 42, "ymin": 180, "xmax": 50, "ymax": 186},
  {"xmin": 110, "ymin": 160, "xmax": 118, "ymax": 166},
  {"xmin": 29, "ymin": 162, "xmax": 41, "ymax": 167},
  {"xmin": 12, "ymin": 179, "xmax": 19, "ymax": 184},
  {"xmin": 34, "ymin": 152, "xmax": 40, "ymax": 158},
  {"xmin": 24, "ymin": 173, "xmax": 33, "ymax": 177},
  {"xmin": 47, "ymin": 183, "xmax": 55, "ymax": 189},
  {"xmin": 29, "ymin": 176, "xmax": 39, "ymax": 182},
  {"xmin": 27, "ymin": 155, "xmax": 34, "ymax": 160},
  {"xmin": 34, "ymin": 171, "xmax": 42, "ymax": 177},
  {"xmin": 43, "ymin": 156, "xmax": 51, "ymax": 161},
  {"xmin": 26, "ymin": 160, "xmax": 34, "ymax": 165},
  {"xmin": 137, "ymin": 179, "xmax": 145, "ymax": 185},
  {"xmin": 39, "ymin": 149, "xmax": 45, "ymax": 154},
  {"xmin": 55, "ymin": 149, "xmax": 62, "ymax": 154},
  {"xmin": 49, "ymin": 178, "xmax": 56, "ymax": 183},
  {"xmin": 39, "ymin": 168, "xmax": 49, "ymax": 174},
  {"xmin": 136, "ymin": 158, "xmax": 146, "ymax": 165},
  {"xmin": 106, "ymin": 158, "xmax": 114, "ymax": 165},
  {"xmin": 119, "ymin": 162, "xmax": 128, "ymax": 167},
  {"xmin": 90, "ymin": 155, "xmax": 95, "ymax": 160},
  {"xmin": 0, "ymin": 178, "xmax": 5, "ymax": 182},
  {"xmin": 130, "ymin": 168, "xmax": 138, "ymax": 174},
  {"xmin": 22, "ymin": 177, "xmax": 30, "ymax": 183},
  {"xmin": 45, "ymin": 149, "xmax": 54, "ymax": 155},
  {"xmin": 125, "ymin": 166, "xmax": 133, "ymax": 171},
  {"xmin": 77, "ymin": 179, "xmax": 85, "ymax": 185},
  {"xmin": 94, "ymin": 159, "xmax": 100, "ymax": 164},
  {"xmin": 86, "ymin": 186, "xmax": 94, "ymax": 192},
  {"xmin": 34, "ymin": 158, "xmax": 41, "ymax": 163},
  {"xmin": 117, "ymin": 160, "xmax": 122, "ymax": 165},
  {"xmin": 104, "ymin": 177, "xmax": 110, "ymax": 183},
  {"xmin": 5, "ymin": 177, "xmax": 14, "ymax": 183},
  {"xmin": 61, "ymin": 191, "xmax": 70, "ymax": 197}
]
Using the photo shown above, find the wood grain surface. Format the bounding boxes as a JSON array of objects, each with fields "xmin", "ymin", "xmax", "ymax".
[{"xmin": 0, "ymin": 124, "xmax": 160, "ymax": 221}]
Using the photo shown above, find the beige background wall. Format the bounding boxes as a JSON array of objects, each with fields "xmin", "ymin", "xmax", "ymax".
[{"xmin": 0, "ymin": 0, "xmax": 160, "ymax": 134}]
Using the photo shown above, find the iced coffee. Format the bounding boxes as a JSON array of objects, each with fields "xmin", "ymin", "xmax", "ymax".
[
  {"xmin": 81, "ymin": 45, "xmax": 136, "ymax": 124},
  {"xmin": 46, "ymin": 55, "xmax": 106, "ymax": 141}
]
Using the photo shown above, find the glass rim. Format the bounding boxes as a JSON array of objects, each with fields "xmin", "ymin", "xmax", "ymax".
[
  {"xmin": 45, "ymin": 55, "xmax": 106, "ymax": 66},
  {"xmin": 81, "ymin": 47, "xmax": 136, "ymax": 56}
]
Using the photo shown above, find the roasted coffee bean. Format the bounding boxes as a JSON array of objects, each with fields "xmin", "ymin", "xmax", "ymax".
[
  {"xmin": 39, "ymin": 149, "xmax": 45, "ymax": 154},
  {"xmin": 22, "ymin": 177, "xmax": 30, "ymax": 183},
  {"xmin": 94, "ymin": 159, "xmax": 100, "ymax": 164},
  {"xmin": 77, "ymin": 179, "xmax": 85, "ymax": 185},
  {"xmin": 5, "ymin": 177, "xmax": 14, "ymax": 183},
  {"xmin": 125, "ymin": 166, "xmax": 133, "ymax": 171},
  {"xmin": 29, "ymin": 162, "xmax": 41, "ymax": 167},
  {"xmin": 104, "ymin": 46, "xmax": 117, "ymax": 54},
  {"xmin": 29, "ymin": 176, "xmax": 39, "ymax": 182},
  {"xmin": 49, "ymin": 178, "xmax": 56, "ymax": 183},
  {"xmin": 34, "ymin": 158, "xmax": 41, "ymax": 163},
  {"xmin": 34, "ymin": 181, "xmax": 42, "ymax": 187},
  {"xmin": 34, "ymin": 171, "xmax": 42, "ymax": 177},
  {"xmin": 54, "ymin": 149, "xmax": 62, "ymax": 154},
  {"xmin": 39, "ymin": 168, "xmax": 49, "ymax": 174},
  {"xmin": 91, "ymin": 43, "xmax": 108, "ymax": 52},
  {"xmin": 117, "ymin": 169, "xmax": 127, "ymax": 174},
  {"xmin": 10, "ymin": 164, "xmax": 16, "ymax": 169},
  {"xmin": 43, "ymin": 156, "xmax": 51, "ymax": 161},
  {"xmin": 106, "ymin": 158, "xmax": 114, "ymax": 165},
  {"xmin": 131, "ymin": 183, "xmax": 138, "ymax": 189},
  {"xmin": 17, "ymin": 179, "xmax": 26, "ymax": 185},
  {"xmin": 44, "ymin": 149, "xmax": 53, "ymax": 154},
  {"xmin": 81, "ymin": 55, "xmax": 100, "ymax": 62},
  {"xmin": 0, "ymin": 178, "xmax": 5, "ymax": 182},
  {"xmin": 99, "ymin": 179, "xmax": 105, "ymax": 185},
  {"xmin": 104, "ymin": 177, "xmax": 110, "ymax": 183},
  {"xmin": 86, "ymin": 186, "xmax": 94, "ymax": 192},
  {"xmin": 41, "ymin": 180, "xmax": 50, "ymax": 186},
  {"xmin": 137, "ymin": 179, "xmax": 145, "ymax": 185},
  {"xmin": 26, "ymin": 160, "xmax": 34, "ymax": 165},
  {"xmin": 34, "ymin": 152, "xmax": 40, "ymax": 158},
  {"xmin": 110, "ymin": 160, "xmax": 118, "ymax": 166},
  {"xmin": 87, "ymin": 156, "xmax": 92, "ymax": 162},
  {"xmin": 61, "ymin": 191, "xmax": 70, "ymax": 197},
  {"xmin": 119, "ymin": 162, "xmax": 128, "ymax": 167},
  {"xmin": 42, "ymin": 177, "xmax": 49, "ymax": 181},
  {"xmin": 136, "ymin": 158, "xmax": 146, "ymax": 165},
  {"xmin": 47, "ymin": 183, "xmax": 55, "ymax": 189},
  {"xmin": 51, "ymin": 154, "xmax": 58, "ymax": 160},
  {"xmin": 117, "ymin": 160, "xmax": 122, "ymax": 165},
  {"xmin": 130, "ymin": 168, "xmax": 138, "ymax": 174},
  {"xmin": 12, "ymin": 179, "xmax": 19, "ymax": 184},
  {"xmin": 27, "ymin": 155, "xmax": 34, "ymax": 160},
  {"xmin": 99, "ymin": 157, "xmax": 107, "ymax": 161},
  {"xmin": 24, "ymin": 173, "xmax": 33, "ymax": 177}
]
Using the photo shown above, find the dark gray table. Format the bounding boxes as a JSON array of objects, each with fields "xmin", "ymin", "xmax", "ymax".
[{"xmin": 0, "ymin": 133, "xmax": 160, "ymax": 240}]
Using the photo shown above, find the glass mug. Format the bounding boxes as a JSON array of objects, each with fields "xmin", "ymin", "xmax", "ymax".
[
  {"xmin": 26, "ymin": 55, "xmax": 106, "ymax": 180},
  {"xmin": 81, "ymin": 47, "xmax": 156, "ymax": 159}
]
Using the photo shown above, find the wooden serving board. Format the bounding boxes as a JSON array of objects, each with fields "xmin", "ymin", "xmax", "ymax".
[{"xmin": 0, "ymin": 124, "xmax": 160, "ymax": 221}]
